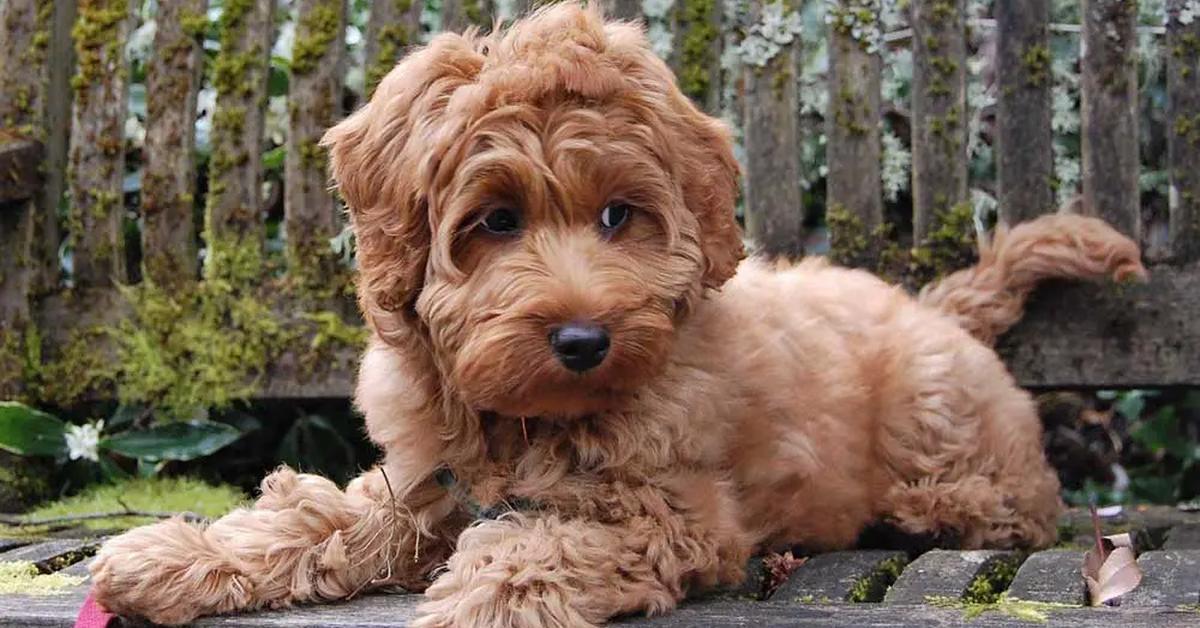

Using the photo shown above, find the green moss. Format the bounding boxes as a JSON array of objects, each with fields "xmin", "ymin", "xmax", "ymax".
[
  {"xmin": 1022, "ymin": 44, "xmax": 1051, "ymax": 87},
  {"xmin": 179, "ymin": 9, "xmax": 208, "ymax": 39},
  {"xmin": 71, "ymin": 0, "xmax": 129, "ymax": 101},
  {"xmin": 0, "ymin": 561, "xmax": 85, "ymax": 595},
  {"xmin": 909, "ymin": 201, "xmax": 977, "ymax": 285},
  {"xmin": 32, "ymin": 326, "xmax": 115, "ymax": 406},
  {"xmin": 109, "ymin": 280, "xmax": 287, "ymax": 419},
  {"xmin": 826, "ymin": 203, "xmax": 891, "ymax": 269},
  {"xmin": 963, "ymin": 555, "xmax": 1022, "ymax": 604},
  {"xmin": 292, "ymin": 1, "xmax": 342, "ymax": 75},
  {"xmin": 847, "ymin": 555, "xmax": 907, "ymax": 602},
  {"xmin": 2, "ymin": 477, "xmax": 247, "ymax": 535},
  {"xmin": 927, "ymin": 593, "xmax": 1078, "ymax": 622},
  {"xmin": 364, "ymin": 0, "xmax": 414, "ymax": 96},
  {"xmin": 678, "ymin": 0, "xmax": 719, "ymax": 103}
]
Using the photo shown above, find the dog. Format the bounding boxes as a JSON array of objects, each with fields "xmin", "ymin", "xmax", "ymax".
[{"xmin": 90, "ymin": 4, "xmax": 1146, "ymax": 626}]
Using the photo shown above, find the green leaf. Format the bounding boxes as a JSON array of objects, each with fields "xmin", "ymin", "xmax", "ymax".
[
  {"xmin": 0, "ymin": 401, "xmax": 68, "ymax": 457},
  {"xmin": 100, "ymin": 421, "xmax": 243, "ymax": 462},
  {"xmin": 98, "ymin": 456, "xmax": 131, "ymax": 482},
  {"xmin": 1113, "ymin": 391, "xmax": 1146, "ymax": 422},
  {"xmin": 277, "ymin": 415, "xmax": 356, "ymax": 482}
]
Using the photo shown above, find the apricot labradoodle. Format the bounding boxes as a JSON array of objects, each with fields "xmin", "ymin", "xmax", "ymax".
[{"xmin": 90, "ymin": 4, "xmax": 1145, "ymax": 626}]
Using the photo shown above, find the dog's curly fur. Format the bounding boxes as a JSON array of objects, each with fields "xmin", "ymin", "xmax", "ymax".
[{"xmin": 90, "ymin": 4, "xmax": 1147, "ymax": 626}]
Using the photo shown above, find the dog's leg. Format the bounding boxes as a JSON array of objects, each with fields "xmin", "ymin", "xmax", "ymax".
[
  {"xmin": 414, "ymin": 509, "xmax": 744, "ymax": 628},
  {"xmin": 874, "ymin": 345, "xmax": 1062, "ymax": 549},
  {"xmin": 89, "ymin": 466, "xmax": 458, "ymax": 625}
]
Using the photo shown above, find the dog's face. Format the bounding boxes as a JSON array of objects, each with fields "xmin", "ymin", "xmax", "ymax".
[{"xmin": 323, "ymin": 4, "xmax": 742, "ymax": 418}]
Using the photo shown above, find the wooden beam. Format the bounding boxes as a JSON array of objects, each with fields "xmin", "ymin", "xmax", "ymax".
[{"xmin": 999, "ymin": 263, "xmax": 1200, "ymax": 388}]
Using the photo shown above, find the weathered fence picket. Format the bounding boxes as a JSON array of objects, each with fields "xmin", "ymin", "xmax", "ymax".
[
  {"xmin": 2, "ymin": 0, "xmax": 1200, "ymax": 406},
  {"xmin": 364, "ymin": 0, "xmax": 425, "ymax": 98},
  {"xmin": 742, "ymin": 1, "xmax": 805, "ymax": 258},
  {"xmin": 68, "ymin": 0, "xmax": 134, "ymax": 290},
  {"xmin": 206, "ymin": 0, "xmax": 274, "ymax": 283},
  {"xmin": 1167, "ymin": 0, "xmax": 1200, "ymax": 263},
  {"xmin": 0, "ymin": 0, "xmax": 45, "ymax": 339},
  {"xmin": 995, "ymin": 0, "xmax": 1054, "ymax": 224},
  {"xmin": 1081, "ymin": 0, "xmax": 1140, "ymax": 240},
  {"xmin": 287, "ymin": 0, "xmax": 348, "ymax": 290},
  {"xmin": 142, "ymin": 0, "xmax": 207, "ymax": 288},
  {"xmin": 826, "ymin": 1, "xmax": 884, "ymax": 267},
  {"xmin": 910, "ymin": 0, "xmax": 968, "ymax": 241}
]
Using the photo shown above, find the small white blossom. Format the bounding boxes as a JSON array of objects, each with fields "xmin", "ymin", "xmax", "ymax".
[
  {"xmin": 65, "ymin": 421, "xmax": 104, "ymax": 463},
  {"xmin": 824, "ymin": 0, "xmax": 883, "ymax": 55},
  {"xmin": 881, "ymin": 129, "xmax": 910, "ymax": 202}
]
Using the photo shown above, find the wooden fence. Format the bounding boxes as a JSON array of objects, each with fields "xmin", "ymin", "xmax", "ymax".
[{"xmin": 0, "ymin": 0, "xmax": 1197, "ymax": 412}]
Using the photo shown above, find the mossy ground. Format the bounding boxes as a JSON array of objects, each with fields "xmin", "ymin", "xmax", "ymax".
[
  {"xmin": 0, "ymin": 477, "xmax": 246, "ymax": 536},
  {"xmin": 926, "ymin": 593, "xmax": 1079, "ymax": 623},
  {"xmin": 0, "ymin": 561, "xmax": 85, "ymax": 595}
]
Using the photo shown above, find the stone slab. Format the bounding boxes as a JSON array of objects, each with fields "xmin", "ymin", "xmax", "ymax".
[
  {"xmin": 1123, "ymin": 550, "xmax": 1200, "ymax": 607},
  {"xmin": 883, "ymin": 550, "xmax": 1018, "ymax": 604},
  {"xmin": 1006, "ymin": 549, "xmax": 1087, "ymax": 604},
  {"xmin": 772, "ymin": 550, "xmax": 908, "ymax": 604}
]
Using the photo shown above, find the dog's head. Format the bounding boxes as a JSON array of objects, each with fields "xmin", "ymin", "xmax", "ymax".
[{"xmin": 323, "ymin": 2, "xmax": 742, "ymax": 418}]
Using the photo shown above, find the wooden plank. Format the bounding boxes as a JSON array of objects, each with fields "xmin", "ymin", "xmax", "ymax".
[
  {"xmin": 286, "ymin": 0, "xmax": 347, "ymax": 292},
  {"xmin": 995, "ymin": 0, "xmax": 1054, "ymax": 224},
  {"xmin": 672, "ymin": 0, "xmax": 722, "ymax": 112},
  {"xmin": 1081, "ymin": 0, "xmax": 1140, "ymax": 240},
  {"xmin": 441, "ymin": 0, "xmax": 493, "ymax": 34},
  {"xmin": 826, "ymin": 1, "xmax": 884, "ymax": 268},
  {"xmin": 742, "ymin": 0, "xmax": 804, "ymax": 258},
  {"xmin": 33, "ymin": 0, "xmax": 75, "ymax": 293},
  {"xmin": 910, "ymin": 0, "xmax": 968, "ymax": 241},
  {"xmin": 883, "ymin": 550, "xmax": 1019, "ymax": 604},
  {"xmin": 0, "ymin": 538, "xmax": 99, "ymax": 572},
  {"xmin": 1167, "ymin": 1, "xmax": 1200, "ymax": 263},
  {"xmin": 68, "ymin": 0, "xmax": 135, "ymax": 289},
  {"xmin": 363, "ymin": 0, "xmax": 424, "ymax": 98},
  {"xmin": 140, "ymin": 0, "xmax": 206, "ymax": 287},
  {"xmin": 205, "ymin": 0, "xmax": 273, "ymax": 283},
  {"xmin": 999, "ymin": 264, "xmax": 1200, "ymax": 388}
]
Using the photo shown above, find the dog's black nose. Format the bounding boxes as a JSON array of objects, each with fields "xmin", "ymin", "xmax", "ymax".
[{"xmin": 549, "ymin": 323, "xmax": 610, "ymax": 372}]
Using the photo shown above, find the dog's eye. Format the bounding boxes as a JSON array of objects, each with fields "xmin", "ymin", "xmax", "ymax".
[
  {"xmin": 599, "ymin": 203, "xmax": 632, "ymax": 232},
  {"xmin": 480, "ymin": 208, "xmax": 521, "ymax": 235}
]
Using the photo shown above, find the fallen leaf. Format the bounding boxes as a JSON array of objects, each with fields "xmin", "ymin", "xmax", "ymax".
[
  {"xmin": 1081, "ymin": 504, "xmax": 1143, "ymax": 606},
  {"xmin": 1083, "ymin": 547, "xmax": 1142, "ymax": 606},
  {"xmin": 761, "ymin": 551, "xmax": 807, "ymax": 600}
]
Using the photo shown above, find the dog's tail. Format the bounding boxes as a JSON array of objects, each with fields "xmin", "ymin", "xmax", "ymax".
[{"xmin": 917, "ymin": 212, "xmax": 1147, "ymax": 346}]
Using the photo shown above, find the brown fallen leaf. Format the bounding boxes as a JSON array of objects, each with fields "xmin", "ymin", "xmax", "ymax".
[
  {"xmin": 761, "ymin": 551, "xmax": 807, "ymax": 600},
  {"xmin": 1081, "ymin": 504, "xmax": 1143, "ymax": 606}
]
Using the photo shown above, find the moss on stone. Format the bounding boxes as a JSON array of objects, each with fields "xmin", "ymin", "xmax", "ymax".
[
  {"xmin": 847, "ymin": 555, "xmax": 906, "ymax": 602},
  {"xmin": 963, "ymin": 555, "xmax": 1023, "ymax": 605},
  {"xmin": 927, "ymin": 593, "xmax": 1078, "ymax": 622},
  {"xmin": 0, "ymin": 561, "xmax": 85, "ymax": 595}
]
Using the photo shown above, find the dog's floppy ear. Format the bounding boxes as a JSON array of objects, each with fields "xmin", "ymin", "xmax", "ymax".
[
  {"xmin": 604, "ymin": 21, "xmax": 744, "ymax": 290},
  {"xmin": 672, "ymin": 99, "xmax": 744, "ymax": 289},
  {"xmin": 322, "ymin": 35, "xmax": 484, "ymax": 340}
]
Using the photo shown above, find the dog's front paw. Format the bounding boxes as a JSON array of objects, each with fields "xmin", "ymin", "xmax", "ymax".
[{"xmin": 90, "ymin": 518, "xmax": 255, "ymax": 625}]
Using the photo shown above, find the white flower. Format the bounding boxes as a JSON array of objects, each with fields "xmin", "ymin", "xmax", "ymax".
[{"xmin": 65, "ymin": 421, "xmax": 104, "ymax": 463}]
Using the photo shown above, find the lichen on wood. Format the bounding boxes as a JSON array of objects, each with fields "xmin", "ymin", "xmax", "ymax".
[{"xmin": 67, "ymin": 0, "xmax": 133, "ymax": 290}]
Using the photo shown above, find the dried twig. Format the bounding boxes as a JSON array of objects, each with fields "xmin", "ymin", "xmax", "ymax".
[{"xmin": 0, "ymin": 509, "xmax": 204, "ymax": 527}]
